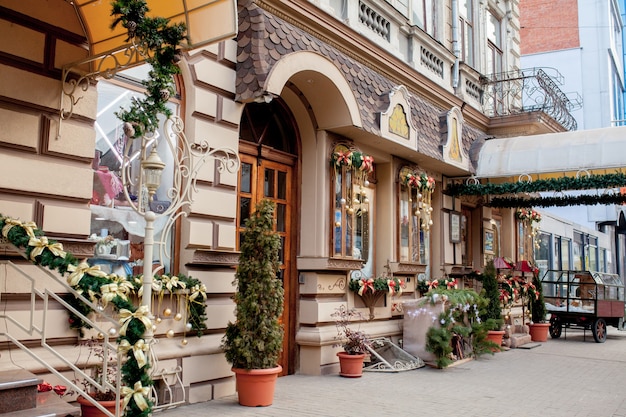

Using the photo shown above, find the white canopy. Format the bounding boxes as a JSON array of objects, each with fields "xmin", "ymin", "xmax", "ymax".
[{"xmin": 475, "ymin": 126, "xmax": 626, "ymax": 179}]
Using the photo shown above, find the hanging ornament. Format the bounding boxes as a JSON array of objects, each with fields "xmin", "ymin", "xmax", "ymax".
[
  {"xmin": 155, "ymin": 317, "xmax": 162, "ymax": 324},
  {"xmin": 181, "ymin": 339, "xmax": 188, "ymax": 346},
  {"xmin": 108, "ymin": 327, "xmax": 117, "ymax": 336},
  {"xmin": 174, "ymin": 313, "xmax": 183, "ymax": 321},
  {"xmin": 166, "ymin": 329, "xmax": 175, "ymax": 338},
  {"xmin": 340, "ymin": 198, "xmax": 346, "ymax": 205},
  {"xmin": 152, "ymin": 324, "xmax": 157, "ymax": 331},
  {"xmin": 97, "ymin": 332, "xmax": 104, "ymax": 339},
  {"xmin": 163, "ymin": 308, "xmax": 172, "ymax": 317},
  {"xmin": 185, "ymin": 322, "xmax": 193, "ymax": 331}
]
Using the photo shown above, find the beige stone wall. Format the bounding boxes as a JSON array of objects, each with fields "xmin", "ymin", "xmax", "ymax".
[
  {"xmin": 0, "ymin": 0, "xmax": 93, "ymax": 244},
  {"xmin": 174, "ymin": 39, "xmax": 242, "ymax": 401}
]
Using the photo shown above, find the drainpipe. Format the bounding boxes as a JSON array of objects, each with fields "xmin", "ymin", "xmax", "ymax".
[{"xmin": 452, "ymin": 0, "xmax": 460, "ymax": 92}]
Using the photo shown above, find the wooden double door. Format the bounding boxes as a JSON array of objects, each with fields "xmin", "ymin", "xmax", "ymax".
[{"xmin": 237, "ymin": 152, "xmax": 296, "ymax": 374}]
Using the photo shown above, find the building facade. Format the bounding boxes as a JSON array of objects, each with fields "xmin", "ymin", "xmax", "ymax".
[
  {"xmin": 520, "ymin": 0, "xmax": 626, "ymax": 279},
  {"xmin": 0, "ymin": 0, "xmax": 578, "ymax": 405}
]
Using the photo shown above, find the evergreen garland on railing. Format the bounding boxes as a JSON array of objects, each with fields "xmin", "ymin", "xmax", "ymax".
[
  {"xmin": 447, "ymin": 173, "xmax": 626, "ymax": 196},
  {"xmin": 110, "ymin": 0, "xmax": 186, "ymax": 138},
  {"xmin": 0, "ymin": 215, "xmax": 207, "ymax": 417}
]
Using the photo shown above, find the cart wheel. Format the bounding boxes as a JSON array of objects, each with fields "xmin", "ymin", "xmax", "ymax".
[
  {"xmin": 592, "ymin": 318, "xmax": 607, "ymax": 343},
  {"xmin": 549, "ymin": 317, "xmax": 562, "ymax": 339}
]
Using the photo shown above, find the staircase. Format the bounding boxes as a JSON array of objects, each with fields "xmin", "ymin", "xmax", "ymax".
[{"xmin": 0, "ymin": 370, "xmax": 79, "ymax": 417}]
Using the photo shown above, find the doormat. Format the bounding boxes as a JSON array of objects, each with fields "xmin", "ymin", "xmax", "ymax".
[{"xmin": 518, "ymin": 343, "xmax": 542, "ymax": 349}]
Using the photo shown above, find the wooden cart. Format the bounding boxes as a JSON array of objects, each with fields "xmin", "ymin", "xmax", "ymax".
[{"xmin": 541, "ymin": 270, "xmax": 625, "ymax": 343}]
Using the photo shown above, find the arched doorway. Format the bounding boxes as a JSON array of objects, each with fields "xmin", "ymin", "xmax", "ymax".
[{"xmin": 237, "ymin": 99, "xmax": 299, "ymax": 374}]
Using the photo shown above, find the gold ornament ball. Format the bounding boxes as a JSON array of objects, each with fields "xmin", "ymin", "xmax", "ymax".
[
  {"xmin": 174, "ymin": 313, "xmax": 183, "ymax": 321},
  {"xmin": 347, "ymin": 207, "xmax": 354, "ymax": 215},
  {"xmin": 166, "ymin": 329, "xmax": 175, "ymax": 338},
  {"xmin": 163, "ymin": 308, "xmax": 172, "ymax": 317},
  {"xmin": 97, "ymin": 332, "xmax": 104, "ymax": 339},
  {"xmin": 335, "ymin": 221, "xmax": 341, "ymax": 227},
  {"xmin": 155, "ymin": 317, "xmax": 162, "ymax": 324},
  {"xmin": 152, "ymin": 324, "xmax": 157, "ymax": 331},
  {"xmin": 181, "ymin": 339, "xmax": 188, "ymax": 346}
]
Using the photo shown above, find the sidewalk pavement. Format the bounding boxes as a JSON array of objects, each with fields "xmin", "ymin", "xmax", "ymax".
[{"xmin": 159, "ymin": 327, "xmax": 626, "ymax": 417}]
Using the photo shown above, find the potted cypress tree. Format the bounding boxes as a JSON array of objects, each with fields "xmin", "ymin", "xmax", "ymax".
[
  {"xmin": 480, "ymin": 260, "xmax": 505, "ymax": 349},
  {"xmin": 221, "ymin": 200, "xmax": 284, "ymax": 407},
  {"xmin": 528, "ymin": 270, "xmax": 550, "ymax": 341}
]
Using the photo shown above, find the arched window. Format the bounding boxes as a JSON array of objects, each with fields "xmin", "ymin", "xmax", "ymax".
[
  {"xmin": 398, "ymin": 166, "xmax": 434, "ymax": 264},
  {"xmin": 90, "ymin": 65, "xmax": 180, "ymax": 275},
  {"xmin": 330, "ymin": 144, "xmax": 374, "ymax": 267}
]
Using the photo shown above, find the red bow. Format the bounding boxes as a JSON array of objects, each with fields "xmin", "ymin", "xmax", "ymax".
[
  {"xmin": 358, "ymin": 278, "xmax": 374, "ymax": 296},
  {"xmin": 360, "ymin": 155, "xmax": 374, "ymax": 173},
  {"xmin": 334, "ymin": 151, "xmax": 352, "ymax": 166}
]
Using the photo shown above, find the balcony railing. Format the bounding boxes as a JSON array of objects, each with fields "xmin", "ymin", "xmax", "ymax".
[{"xmin": 481, "ymin": 68, "xmax": 579, "ymax": 131}]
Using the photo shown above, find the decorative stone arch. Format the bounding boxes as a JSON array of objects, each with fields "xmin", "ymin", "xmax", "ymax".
[{"xmin": 264, "ymin": 50, "xmax": 362, "ymax": 130}]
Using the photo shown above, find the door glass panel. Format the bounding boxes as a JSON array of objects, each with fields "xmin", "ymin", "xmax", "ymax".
[
  {"xmin": 277, "ymin": 203, "xmax": 286, "ymax": 232},
  {"xmin": 279, "ymin": 236, "xmax": 285, "ymax": 264},
  {"xmin": 241, "ymin": 163, "xmax": 252, "ymax": 193},
  {"xmin": 264, "ymin": 169, "xmax": 275, "ymax": 197},
  {"xmin": 240, "ymin": 197, "xmax": 251, "ymax": 226},
  {"xmin": 277, "ymin": 171, "xmax": 287, "ymax": 199}
]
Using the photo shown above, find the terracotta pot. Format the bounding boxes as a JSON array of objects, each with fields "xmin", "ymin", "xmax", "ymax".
[
  {"xmin": 486, "ymin": 330, "xmax": 505, "ymax": 351},
  {"xmin": 232, "ymin": 365, "xmax": 282, "ymax": 407},
  {"xmin": 76, "ymin": 395, "xmax": 120, "ymax": 417},
  {"xmin": 528, "ymin": 322, "xmax": 550, "ymax": 342},
  {"xmin": 337, "ymin": 352, "xmax": 365, "ymax": 378}
]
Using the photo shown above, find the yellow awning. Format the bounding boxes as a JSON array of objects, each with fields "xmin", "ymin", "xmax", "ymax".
[
  {"xmin": 70, "ymin": 0, "xmax": 237, "ymax": 57},
  {"xmin": 475, "ymin": 126, "xmax": 626, "ymax": 181}
]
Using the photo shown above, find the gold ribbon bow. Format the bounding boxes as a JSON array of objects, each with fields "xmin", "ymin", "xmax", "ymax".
[
  {"xmin": 111, "ymin": 274, "xmax": 135, "ymax": 295},
  {"xmin": 66, "ymin": 261, "xmax": 108, "ymax": 287},
  {"xmin": 121, "ymin": 381, "xmax": 150, "ymax": 411},
  {"xmin": 100, "ymin": 283, "xmax": 128, "ymax": 306},
  {"xmin": 2, "ymin": 218, "xmax": 38, "ymax": 239},
  {"xmin": 162, "ymin": 275, "xmax": 187, "ymax": 292},
  {"xmin": 118, "ymin": 306, "xmax": 152, "ymax": 336},
  {"xmin": 137, "ymin": 277, "xmax": 162, "ymax": 298},
  {"xmin": 189, "ymin": 284, "xmax": 207, "ymax": 303},
  {"xmin": 28, "ymin": 236, "xmax": 66, "ymax": 261},
  {"xmin": 118, "ymin": 339, "xmax": 149, "ymax": 368}
]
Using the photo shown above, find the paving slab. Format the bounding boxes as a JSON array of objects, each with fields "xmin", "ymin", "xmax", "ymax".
[{"xmin": 159, "ymin": 327, "xmax": 626, "ymax": 417}]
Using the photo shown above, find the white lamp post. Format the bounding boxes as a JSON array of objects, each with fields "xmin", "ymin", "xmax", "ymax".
[{"xmin": 121, "ymin": 116, "xmax": 239, "ymax": 344}]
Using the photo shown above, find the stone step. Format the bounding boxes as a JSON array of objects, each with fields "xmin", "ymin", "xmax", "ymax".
[
  {"xmin": 2, "ymin": 391, "xmax": 80, "ymax": 417},
  {"xmin": 0, "ymin": 370, "xmax": 41, "ymax": 413}
]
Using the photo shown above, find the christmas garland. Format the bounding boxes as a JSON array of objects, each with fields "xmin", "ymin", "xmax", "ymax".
[
  {"xmin": 110, "ymin": 0, "xmax": 186, "ymax": 138},
  {"xmin": 330, "ymin": 148, "xmax": 374, "ymax": 174},
  {"xmin": 447, "ymin": 173, "xmax": 626, "ymax": 196},
  {"xmin": 489, "ymin": 193, "xmax": 626, "ymax": 208},
  {"xmin": 0, "ymin": 215, "xmax": 207, "ymax": 417}
]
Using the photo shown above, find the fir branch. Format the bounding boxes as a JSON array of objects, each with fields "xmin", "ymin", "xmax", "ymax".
[
  {"xmin": 489, "ymin": 193, "xmax": 626, "ymax": 208},
  {"xmin": 447, "ymin": 172, "xmax": 626, "ymax": 197},
  {"xmin": 110, "ymin": 0, "xmax": 186, "ymax": 138}
]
